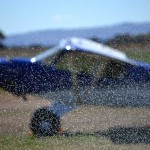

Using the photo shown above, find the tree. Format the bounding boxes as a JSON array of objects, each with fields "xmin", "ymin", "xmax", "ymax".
[
  {"xmin": 0, "ymin": 30, "xmax": 5, "ymax": 48},
  {"xmin": 105, "ymin": 33, "xmax": 150, "ymax": 47},
  {"xmin": 0, "ymin": 31, "xmax": 5, "ymax": 39},
  {"xmin": 90, "ymin": 36, "xmax": 102, "ymax": 43}
]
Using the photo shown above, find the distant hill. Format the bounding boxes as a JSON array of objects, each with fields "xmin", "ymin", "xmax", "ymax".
[{"xmin": 3, "ymin": 22, "xmax": 150, "ymax": 47}]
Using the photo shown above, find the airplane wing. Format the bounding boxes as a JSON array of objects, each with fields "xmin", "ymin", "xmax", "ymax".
[
  {"xmin": 59, "ymin": 37, "xmax": 137, "ymax": 65},
  {"xmin": 31, "ymin": 37, "xmax": 136, "ymax": 65}
]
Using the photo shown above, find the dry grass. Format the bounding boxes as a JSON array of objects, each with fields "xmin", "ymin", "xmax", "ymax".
[
  {"xmin": 0, "ymin": 91, "xmax": 50, "ymax": 135},
  {"xmin": 0, "ymin": 91, "xmax": 150, "ymax": 135},
  {"xmin": 0, "ymin": 91, "xmax": 150, "ymax": 149}
]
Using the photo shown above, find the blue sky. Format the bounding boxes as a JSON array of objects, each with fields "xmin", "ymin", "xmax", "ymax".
[{"xmin": 1, "ymin": 0, "xmax": 150, "ymax": 35}]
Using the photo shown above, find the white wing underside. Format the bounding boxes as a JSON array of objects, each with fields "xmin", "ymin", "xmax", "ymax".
[{"xmin": 31, "ymin": 37, "xmax": 136, "ymax": 65}]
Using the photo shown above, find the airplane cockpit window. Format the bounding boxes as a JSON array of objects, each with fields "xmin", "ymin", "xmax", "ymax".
[
  {"xmin": 54, "ymin": 50, "xmax": 109, "ymax": 78},
  {"xmin": 105, "ymin": 60, "xmax": 128, "ymax": 78},
  {"xmin": 53, "ymin": 50, "xmax": 128, "ymax": 79}
]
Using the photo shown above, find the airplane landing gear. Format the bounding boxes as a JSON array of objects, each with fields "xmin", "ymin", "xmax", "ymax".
[{"xmin": 30, "ymin": 107, "xmax": 61, "ymax": 136}]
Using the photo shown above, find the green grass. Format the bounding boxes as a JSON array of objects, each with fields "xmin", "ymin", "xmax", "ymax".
[
  {"xmin": 0, "ymin": 135, "xmax": 108, "ymax": 150},
  {"xmin": 127, "ymin": 51, "xmax": 150, "ymax": 63},
  {"xmin": 0, "ymin": 134, "xmax": 150, "ymax": 150},
  {"xmin": 115, "ymin": 44, "xmax": 150, "ymax": 63}
]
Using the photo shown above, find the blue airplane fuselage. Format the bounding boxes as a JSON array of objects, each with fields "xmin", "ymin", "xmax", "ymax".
[{"xmin": 0, "ymin": 56, "xmax": 150, "ymax": 97}]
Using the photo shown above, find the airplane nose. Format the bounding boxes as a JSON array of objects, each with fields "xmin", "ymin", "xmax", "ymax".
[
  {"xmin": 0, "ymin": 57, "xmax": 9, "ymax": 86},
  {"xmin": 0, "ymin": 57, "xmax": 9, "ymax": 64},
  {"xmin": 0, "ymin": 57, "xmax": 10, "ymax": 75}
]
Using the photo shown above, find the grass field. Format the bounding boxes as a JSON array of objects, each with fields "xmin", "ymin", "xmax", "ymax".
[
  {"xmin": 0, "ymin": 91, "xmax": 150, "ymax": 150},
  {"xmin": 0, "ymin": 47, "xmax": 45, "ymax": 58},
  {"xmin": 115, "ymin": 43, "xmax": 150, "ymax": 62},
  {"xmin": 0, "ymin": 44, "xmax": 150, "ymax": 149},
  {"xmin": 1, "ymin": 134, "xmax": 150, "ymax": 150}
]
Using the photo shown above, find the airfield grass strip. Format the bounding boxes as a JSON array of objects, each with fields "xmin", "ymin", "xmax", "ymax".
[{"xmin": 0, "ymin": 134, "xmax": 150, "ymax": 150}]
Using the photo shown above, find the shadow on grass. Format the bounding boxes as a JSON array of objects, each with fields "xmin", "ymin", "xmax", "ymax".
[
  {"xmin": 107, "ymin": 126, "xmax": 150, "ymax": 144},
  {"xmin": 58, "ymin": 126, "xmax": 150, "ymax": 144}
]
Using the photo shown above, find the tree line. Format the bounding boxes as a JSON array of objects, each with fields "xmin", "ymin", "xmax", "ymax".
[
  {"xmin": 105, "ymin": 33, "xmax": 150, "ymax": 46},
  {"xmin": 0, "ymin": 30, "xmax": 5, "ymax": 48},
  {"xmin": 1, "ymin": 29, "xmax": 150, "ymax": 49}
]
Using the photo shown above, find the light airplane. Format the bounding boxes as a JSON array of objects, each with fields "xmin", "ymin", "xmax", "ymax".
[{"xmin": 0, "ymin": 37, "xmax": 150, "ymax": 136}]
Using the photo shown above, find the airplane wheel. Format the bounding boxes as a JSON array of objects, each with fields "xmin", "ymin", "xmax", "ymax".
[{"xmin": 30, "ymin": 107, "xmax": 61, "ymax": 136}]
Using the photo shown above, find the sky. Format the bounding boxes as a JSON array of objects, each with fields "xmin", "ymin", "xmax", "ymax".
[{"xmin": 1, "ymin": 0, "xmax": 150, "ymax": 36}]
